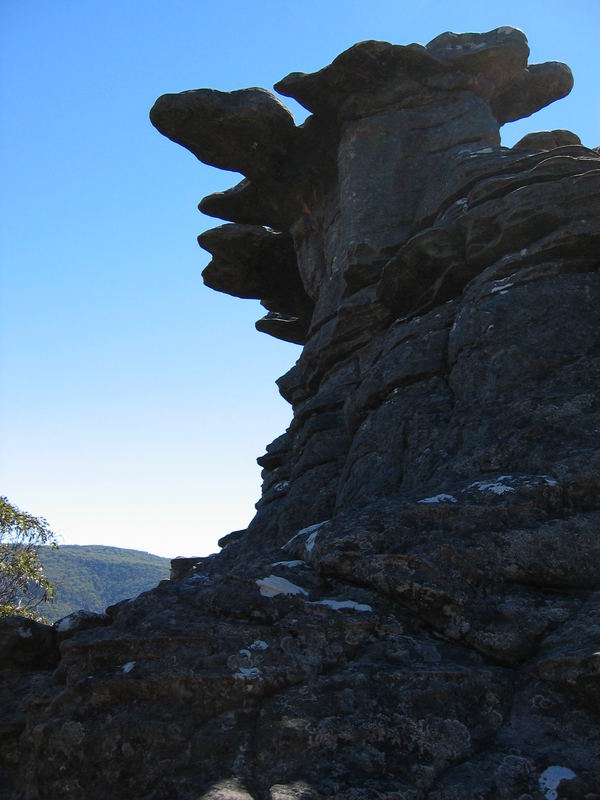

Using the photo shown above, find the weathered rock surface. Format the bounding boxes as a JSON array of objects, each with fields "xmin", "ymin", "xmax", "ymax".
[
  {"xmin": 2, "ymin": 27, "xmax": 599, "ymax": 800},
  {"xmin": 199, "ymin": 224, "xmax": 314, "ymax": 344}
]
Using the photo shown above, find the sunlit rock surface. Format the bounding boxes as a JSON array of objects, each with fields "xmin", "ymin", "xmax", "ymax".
[{"xmin": 2, "ymin": 28, "xmax": 599, "ymax": 800}]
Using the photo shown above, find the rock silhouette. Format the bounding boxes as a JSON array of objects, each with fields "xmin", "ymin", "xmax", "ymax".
[{"xmin": 2, "ymin": 27, "xmax": 599, "ymax": 800}]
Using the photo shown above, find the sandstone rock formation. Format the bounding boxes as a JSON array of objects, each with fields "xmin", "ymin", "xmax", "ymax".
[{"xmin": 2, "ymin": 27, "xmax": 599, "ymax": 800}]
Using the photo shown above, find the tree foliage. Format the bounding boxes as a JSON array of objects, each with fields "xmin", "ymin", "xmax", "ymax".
[{"xmin": 0, "ymin": 496, "xmax": 58, "ymax": 619}]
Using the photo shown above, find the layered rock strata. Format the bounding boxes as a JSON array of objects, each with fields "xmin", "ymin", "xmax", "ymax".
[{"xmin": 2, "ymin": 27, "xmax": 599, "ymax": 800}]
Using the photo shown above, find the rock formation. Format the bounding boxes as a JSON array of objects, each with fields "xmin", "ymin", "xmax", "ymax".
[{"xmin": 2, "ymin": 27, "xmax": 599, "ymax": 800}]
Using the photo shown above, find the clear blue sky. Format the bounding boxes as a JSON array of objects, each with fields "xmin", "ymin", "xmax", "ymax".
[{"xmin": 1, "ymin": 1, "xmax": 598, "ymax": 558}]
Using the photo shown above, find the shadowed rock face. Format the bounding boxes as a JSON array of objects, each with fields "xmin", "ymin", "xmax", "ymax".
[
  {"xmin": 150, "ymin": 26, "xmax": 574, "ymax": 345},
  {"xmin": 2, "ymin": 27, "xmax": 599, "ymax": 800}
]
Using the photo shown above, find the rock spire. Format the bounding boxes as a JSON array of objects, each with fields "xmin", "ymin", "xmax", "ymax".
[{"xmin": 2, "ymin": 27, "xmax": 599, "ymax": 800}]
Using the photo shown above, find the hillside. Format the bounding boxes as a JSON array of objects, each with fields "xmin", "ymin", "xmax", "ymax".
[{"xmin": 38, "ymin": 545, "xmax": 170, "ymax": 623}]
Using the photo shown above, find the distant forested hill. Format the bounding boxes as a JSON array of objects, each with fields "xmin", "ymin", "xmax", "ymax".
[{"xmin": 38, "ymin": 545, "xmax": 171, "ymax": 623}]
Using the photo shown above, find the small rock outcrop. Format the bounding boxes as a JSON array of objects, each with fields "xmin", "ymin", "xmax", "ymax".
[{"xmin": 1, "ymin": 28, "xmax": 599, "ymax": 800}]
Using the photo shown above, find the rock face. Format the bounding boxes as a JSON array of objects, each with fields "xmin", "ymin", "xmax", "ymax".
[{"xmin": 2, "ymin": 27, "xmax": 599, "ymax": 800}]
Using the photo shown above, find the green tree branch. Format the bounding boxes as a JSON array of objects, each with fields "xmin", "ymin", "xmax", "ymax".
[{"xmin": 0, "ymin": 496, "xmax": 58, "ymax": 620}]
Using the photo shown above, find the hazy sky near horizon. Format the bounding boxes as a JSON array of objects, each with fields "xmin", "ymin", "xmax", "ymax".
[{"xmin": 1, "ymin": 1, "xmax": 598, "ymax": 559}]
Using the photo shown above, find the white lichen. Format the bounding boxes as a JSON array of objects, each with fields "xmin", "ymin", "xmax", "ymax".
[
  {"xmin": 540, "ymin": 475, "xmax": 558, "ymax": 486},
  {"xmin": 256, "ymin": 575, "xmax": 308, "ymax": 598},
  {"xmin": 539, "ymin": 765, "xmax": 576, "ymax": 800},
  {"xmin": 467, "ymin": 474, "xmax": 559, "ymax": 496},
  {"xmin": 491, "ymin": 282, "xmax": 513, "ymax": 294},
  {"xmin": 469, "ymin": 478, "xmax": 515, "ymax": 495},
  {"xmin": 464, "ymin": 146, "xmax": 494, "ymax": 158},
  {"xmin": 234, "ymin": 666, "xmax": 261, "ymax": 680},
  {"xmin": 281, "ymin": 520, "xmax": 329, "ymax": 551},
  {"xmin": 54, "ymin": 612, "xmax": 83, "ymax": 632},
  {"xmin": 305, "ymin": 530, "xmax": 319, "ymax": 553},
  {"xmin": 249, "ymin": 640, "xmax": 269, "ymax": 651},
  {"xmin": 309, "ymin": 599, "xmax": 373, "ymax": 613},
  {"xmin": 417, "ymin": 493, "xmax": 457, "ymax": 504},
  {"xmin": 54, "ymin": 609, "xmax": 107, "ymax": 632}
]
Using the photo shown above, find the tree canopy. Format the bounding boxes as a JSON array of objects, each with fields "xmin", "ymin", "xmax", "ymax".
[{"xmin": 0, "ymin": 496, "xmax": 57, "ymax": 620}]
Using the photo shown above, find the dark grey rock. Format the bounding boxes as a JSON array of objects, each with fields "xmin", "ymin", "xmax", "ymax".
[
  {"xmin": 513, "ymin": 129, "xmax": 581, "ymax": 150},
  {"xmin": 199, "ymin": 179, "xmax": 287, "ymax": 228},
  {"xmin": 217, "ymin": 529, "xmax": 247, "ymax": 550},
  {"xmin": 3, "ymin": 26, "xmax": 599, "ymax": 800},
  {"xmin": 199, "ymin": 224, "xmax": 313, "ymax": 343},
  {"xmin": 0, "ymin": 616, "xmax": 57, "ymax": 669},
  {"xmin": 149, "ymin": 88, "xmax": 296, "ymax": 181},
  {"xmin": 275, "ymin": 28, "xmax": 571, "ymax": 125},
  {"xmin": 53, "ymin": 609, "xmax": 112, "ymax": 641},
  {"xmin": 170, "ymin": 555, "xmax": 205, "ymax": 581},
  {"xmin": 255, "ymin": 311, "xmax": 309, "ymax": 345}
]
